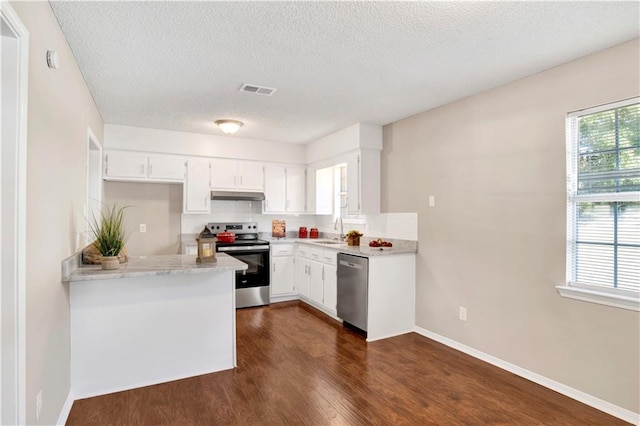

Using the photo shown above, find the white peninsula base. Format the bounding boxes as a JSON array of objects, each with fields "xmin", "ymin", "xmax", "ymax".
[{"xmin": 69, "ymin": 259, "xmax": 240, "ymax": 398}]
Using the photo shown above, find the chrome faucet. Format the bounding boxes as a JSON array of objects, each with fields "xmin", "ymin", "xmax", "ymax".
[{"xmin": 334, "ymin": 217, "xmax": 345, "ymax": 241}]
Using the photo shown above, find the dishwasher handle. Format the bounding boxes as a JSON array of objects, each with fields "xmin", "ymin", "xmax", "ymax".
[{"xmin": 339, "ymin": 260, "xmax": 363, "ymax": 269}]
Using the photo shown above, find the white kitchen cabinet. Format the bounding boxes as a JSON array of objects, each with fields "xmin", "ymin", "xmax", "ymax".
[
  {"xmin": 286, "ymin": 167, "xmax": 306, "ymax": 213},
  {"xmin": 104, "ymin": 150, "xmax": 185, "ymax": 183},
  {"xmin": 296, "ymin": 246, "xmax": 338, "ymax": 316},
  {"xmin": 271, "ymin": 244, "xmax": 296, "ymax": 301},
  {"xmin": 263, "ymin": 165, "xmax": 306, "ymax": 214},
  {"xmin": 346, "ymin": 149, "xmax": 380, "ymax": 215},
  {"xmin": 296, "ymin": 257, "xmax": 310, "ymax": 298},
  {"xmin": 263, "ymin": 166, "xmax": 287, "ymax": 212},
  {"xmin": 104, "ymin": 151, "xmax": 148, "ymax": 180},
  {"xmin": 305, "ymin": 166, "xmax": 316, "ymax": 214},
  {"xmin": 308, "ymin": 260, "xmax": 324, "ymax": 304},
  {"xmin": 323, "ymin": 264, "xmax": 337, "ymax": 314},
  {"xmin": 148, "ymin": 155, "xmax": 185, "ymax": 181},
  {"xmin": 183, "ymin": 158, "xmax": 211, "ymax": 214},
  {"xmin": 238, "ymin": 161, "xmax": 264, "ymax": 190},
  {"xmin": 210, "ymin": 159, "xmax": 263, "ymax": 191}
]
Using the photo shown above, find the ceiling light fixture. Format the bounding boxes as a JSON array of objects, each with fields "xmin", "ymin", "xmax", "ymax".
[{"xmin": 215, "ymin": 119, "xmax": 243, "ymax": 135}]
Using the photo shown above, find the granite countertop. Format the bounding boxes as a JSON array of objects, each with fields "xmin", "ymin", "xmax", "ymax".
[
  {"xmin": 267, "ymin": 237, "xmax": 417, "ymax": 257},
  {"xmin": 63, "ymin": 253, "xmax": 247, "ymax": 283}
]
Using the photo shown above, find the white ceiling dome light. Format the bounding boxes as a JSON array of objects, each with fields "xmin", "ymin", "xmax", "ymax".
[{"xmin": 215, "ymin": 119, "xmax": 243, "ymax": 135}]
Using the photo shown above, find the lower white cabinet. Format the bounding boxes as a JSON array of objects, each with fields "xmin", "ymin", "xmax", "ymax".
[
  {"xmin": 270, "ymin": 244, "xmax": 296, "ymax": 299},
  {"xmin": 296, "ymin": 245, "xmax": 338, "ymax": 315},
  {"xmin": 323, "ymin": 265, "xmax": 337, "ymax": 313},
  {"xmin": 296, "ymin": 257, "xmax": 310, "ymax": 299}
]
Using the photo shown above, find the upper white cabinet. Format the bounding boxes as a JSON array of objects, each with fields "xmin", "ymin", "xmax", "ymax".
[
  {"xmin": 346, "ymin": 149, "xmax": 380, "ymax": 215},
  {"xmin": 183, "ymin": 158, "xmax": 210, "ymax": 214},
  {"xmin": 210, "ymin": 159, "xmax": 263, "ymax": 191},
  {"xmin": 263, "ymin": 166, "xmax": 287, "ymax": 212},
  {"xmin": 148, "ymin": 156, "xmax": 186, "ymax": 181},
  {"xmin": 104, "ymin": 150, "xmax": 184, "ymax": 183},
  {"xmin": 104, "ymin": 151, "xmax": 147, "ymax": 180},
  {"xmin": 286, "ymin": 167, "xmax": 306, "ymax": 212},
  {"xmin": 263, "ymin": 166, "xmax": 306, "ymax": 214}
]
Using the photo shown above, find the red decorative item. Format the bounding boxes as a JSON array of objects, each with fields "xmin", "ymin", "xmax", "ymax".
[
  {"xmin": 216, "ymin": 232, "xmax": 236, "ymax": 243},
  {"xmin": 298, "ymin": 227, "xmax": 308, "ymax": 238},
  {"xmin": 309, "ymin": 228, "xmax": 319, "ymax": 239}
]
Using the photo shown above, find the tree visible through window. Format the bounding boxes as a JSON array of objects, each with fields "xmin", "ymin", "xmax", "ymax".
[{"xmin": 567, "ymin": 99, "xmax": 640, "ymax": 293}]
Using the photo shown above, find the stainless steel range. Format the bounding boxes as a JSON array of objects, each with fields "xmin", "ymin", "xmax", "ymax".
[{"xmin": 207, "ymin": 222, "xmax": 270, "ymax": 309}]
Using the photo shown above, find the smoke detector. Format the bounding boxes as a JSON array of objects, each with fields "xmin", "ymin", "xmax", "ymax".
[{"xmin": 240, "ymin": 83, "xmax": 277, "ymax": 96}]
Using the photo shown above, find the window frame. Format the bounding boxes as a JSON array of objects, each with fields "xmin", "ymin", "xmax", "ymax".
[{"xmin": 558, "ymin": 97, "xmax": 640, "ymax": 311}]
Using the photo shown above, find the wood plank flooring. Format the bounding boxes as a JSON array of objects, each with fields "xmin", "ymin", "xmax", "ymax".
[{"xmin": 66, "ymin": 301, "xmax": 628, "ymax": 425}]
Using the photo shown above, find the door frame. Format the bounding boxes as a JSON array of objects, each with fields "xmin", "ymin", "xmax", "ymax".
[
  {"xmin": 85, "ymin": 127, "xmax": 103, "ymax": 246},
  {"xmin": 0, "ymin": 1, "xmax": 29, "ymax": 424}
]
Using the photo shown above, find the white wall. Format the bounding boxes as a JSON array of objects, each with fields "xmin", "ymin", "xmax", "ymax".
[
  {"xmin": 306, "ymin": 122, "xmax": 383, "ymax": 164},
  {"xmin": 11, "ymin": 2, "xmax": 104, "ymax": 424},
  {"xmin": 104, "ymin": 124, "xmax": 306, "ymax": 164},
  {"xmin": 381, "ymin": 39, "xmax": 640, "ymax": 415},
  {"xmin": 104, "ymin": 182, "xmax": 183, "ymax": 256}
]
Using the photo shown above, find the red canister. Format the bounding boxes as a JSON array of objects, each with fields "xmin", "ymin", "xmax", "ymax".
[
  {"xmin": 309, "ymin": 228, "xmax": 319, "ymax": 239},
  {"xmin": 298, "ymin": 227, "xmax": 308, "ymax": 238}
]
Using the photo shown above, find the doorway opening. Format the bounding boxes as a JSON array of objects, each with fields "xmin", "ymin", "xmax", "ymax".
[{"xmin": 1, "ymin": 2, "xmax": 29, "ymax": 424}]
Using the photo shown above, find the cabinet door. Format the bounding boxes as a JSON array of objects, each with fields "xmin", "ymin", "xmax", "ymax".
[
  {"xmin": 184, "ymin": 158, "xmax": 211, "ymax": 213},
  {"xmin": 308, "ymin": 260, "xmax": 324, "ymax": 304},
  {"xmin": 296, "ymin": 257, "xmax": 310, "ymax": 298},
  {"xmin": 346, "ymin": 152, "xmax": 361, "ymax": 215},
  {"xmin": 210, "ymin": 158, "xmax": 238, "ymax": 189},
  {"xmin": 271, "ymin": 256, "xmax": 295, "ymax": 296},
  {"xmin": 104, "ymin": 151, "xmax": 147, "ymax": 179},
  {"xmin": 263, "ymin": 166, "xmax": 287, "ymax": 212},
  {"xmin": 286, "ymin": 167, "xmax": 306, "ymax": 213},
  {"xmin": 306, "ymin": 166, "xmax": 316, "ymax": 214},
  {"xmin": 323, "ymin": 265, "xmax": 337, "ymax": 314},
  {"xmin": 148, "ymin": 156, "xmax": 185, "ymax": 181},
  {"xmin": 238, "ymin": 161, "xmax": 264, "ymax": 191}
]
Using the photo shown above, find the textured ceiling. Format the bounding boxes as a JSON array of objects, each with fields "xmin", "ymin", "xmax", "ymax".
[{"xmin": 50, "ymin": 1, "xmax": 639, "ymax": 144}]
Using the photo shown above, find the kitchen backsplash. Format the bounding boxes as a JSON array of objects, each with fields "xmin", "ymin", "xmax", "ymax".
[{"xmin": 181, "ymin": 200, "xmax": 417, "ymax": 240}]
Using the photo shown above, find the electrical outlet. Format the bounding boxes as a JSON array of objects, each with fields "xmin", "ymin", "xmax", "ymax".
[
  {"xmin": 36, "ymin": 390, "xmax": 43, "ymax": 423},
  {"xmin": 459, "ymin": 306, "xmax": 467, "ymax": 321},
  {"xmin": 428, "ymin": 195, "xmax": 435, "ymax": 207},
  {"xmin": 139, "ymin": 224, "xmax": 146, "ymax": 233}
]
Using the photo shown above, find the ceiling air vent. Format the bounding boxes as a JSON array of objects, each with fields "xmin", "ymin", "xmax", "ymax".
[{"xmin": 240, "ymin": 83, "xmax": 277, "ymax": 96}]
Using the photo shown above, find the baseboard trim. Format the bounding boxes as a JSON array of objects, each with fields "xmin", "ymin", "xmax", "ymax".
[
  {"xmin": 413, "ymin": 326, "xmax": 639, "ymax": 425},
  {"xmin": 56, "ymin": 392, "xmax": 75, "ymax": 426}
]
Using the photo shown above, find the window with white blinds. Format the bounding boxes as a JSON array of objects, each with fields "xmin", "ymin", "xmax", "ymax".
[{"xmin": 566, "ymin": 98, "xmax": 640, "ymax": 303}]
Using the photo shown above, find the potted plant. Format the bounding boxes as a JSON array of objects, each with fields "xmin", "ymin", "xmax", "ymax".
[
  {"xmin": 89, "ymin": 204, "xmax": 129, "ymax": 270},
  {"xmin": 345, "ymin": 230, "xmax": 363, "ymax": 246}
]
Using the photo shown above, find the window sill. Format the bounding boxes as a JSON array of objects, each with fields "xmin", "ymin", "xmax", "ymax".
[{"xmin": 556, "ymin": 285, "xmax": 640, "ymax": 312}]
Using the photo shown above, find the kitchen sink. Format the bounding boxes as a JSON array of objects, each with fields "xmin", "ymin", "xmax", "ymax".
[{"xmin": 314, "ymin": 240, "xmax": 347, "ymax": 245}]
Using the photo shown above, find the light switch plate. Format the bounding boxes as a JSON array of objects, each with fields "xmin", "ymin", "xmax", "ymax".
[
  {"xmin": 139, "ymin": 224, "xmax": 146, "ymax": 233},
  {"xmin": 428, "ymin": 195, "xmax": 435, "ymax": 207}
]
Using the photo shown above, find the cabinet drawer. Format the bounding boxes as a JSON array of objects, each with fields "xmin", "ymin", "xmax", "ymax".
[
  {"xmin": 322, "ymin": 250, "xmax": 337, "ymax": 266},
  {"xmin": 297, "ymin": 245, "xmax": 311, "ymax": 259},
  {"xmin": 272, "ymin": 244, "xmax": 295, "ymax": 257},
  {"xmin": 309, "ymin": 248, "xmax": 323, "ymax": 261}
]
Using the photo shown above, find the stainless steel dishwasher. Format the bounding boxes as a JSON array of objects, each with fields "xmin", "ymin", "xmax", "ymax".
[{"xmin": 337, "ymin": 253, "xmax": 369, "ymax": 332}]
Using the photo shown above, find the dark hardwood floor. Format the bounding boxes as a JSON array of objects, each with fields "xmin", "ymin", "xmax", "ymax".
[{"xmin": 67, "ymin": 301, "xmax": 628, "ymax": 425}]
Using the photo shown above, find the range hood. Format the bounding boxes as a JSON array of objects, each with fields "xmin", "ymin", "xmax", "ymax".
[{"xmin": 210, "ymin": 191, "xmax": 266, "ymax": 201}]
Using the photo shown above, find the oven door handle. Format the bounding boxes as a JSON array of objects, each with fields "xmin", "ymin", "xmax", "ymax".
[{"xmin": 217, "ymin": 245, "xmax": 270, "ymax": 252}]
